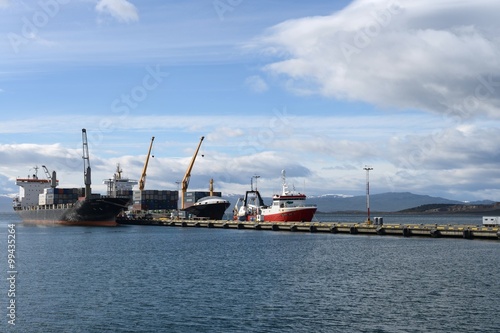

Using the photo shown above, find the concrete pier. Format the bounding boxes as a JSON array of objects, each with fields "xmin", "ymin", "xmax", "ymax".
[{"xmin": 117, "ymin": 218, "xmax": 500, "ymax": 240}]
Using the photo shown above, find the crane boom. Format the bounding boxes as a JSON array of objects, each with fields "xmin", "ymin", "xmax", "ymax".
[
  {"xmin": 181, "ymin": 136, "xmax": 204, "ymax": 209},
  {"xmin": 42, "ymin": 165, "xmax": 58, "ymax": 188},
  {"xmin": 139, "ymin": 136, "xmax": 155, "ymax": 191},
  {"xmin": 41, "ymin": 165, "xmax": 51, "ymax": 180},
  {"xmin": 82, "ymin": 128, "xmax": 91, "ymax": 200}
]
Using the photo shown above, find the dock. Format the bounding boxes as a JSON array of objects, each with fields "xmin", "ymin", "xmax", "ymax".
[{"xmin": 117, "ymin": 219, "xmax": 500, "ymax": 240}]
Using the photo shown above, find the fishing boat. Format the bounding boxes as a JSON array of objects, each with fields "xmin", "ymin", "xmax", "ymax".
[{"xmin": 234, "ymin": 170, "xmax": 317, "ymax": 222}]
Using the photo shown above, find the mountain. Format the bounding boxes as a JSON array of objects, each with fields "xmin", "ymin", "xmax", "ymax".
[
  {"xmin": 304, "ymin": 192, "xmax": 495, "ymax": 213},
  {"xmin": 221, "ymin": 192, "xmax": 465, "ymax": 213},
  {"xmin": 3, "ymin": 191, "xmax": 496, "ymax": 214},
  {"xmin": 221, "ymin": 191, "xmax": 497, "ymax": 213},
  {"xmin": 400, "ymin": 202, "xmax": 500, "ymax": 214}
]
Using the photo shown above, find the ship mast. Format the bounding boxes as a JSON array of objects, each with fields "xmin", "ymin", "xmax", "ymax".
[
  {"xmin": 82, "ymin": 129, "xmax": 91, "ymax": 200},
  {"xmin": 281, "ymin": 169, "xmax": 289, "ymax": 195}
]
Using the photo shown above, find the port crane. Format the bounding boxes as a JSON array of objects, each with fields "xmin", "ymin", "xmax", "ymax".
[
  {"xmin": 82, "ymin": 129, "xmax": 91, "ymax": 200},
  {"xmin": 180, "ymin": 136, "xmax": 204, "ymax": 209},
  {"xmin": 138, "ymin": 136, "xmax": 155, "ymax": 191}
]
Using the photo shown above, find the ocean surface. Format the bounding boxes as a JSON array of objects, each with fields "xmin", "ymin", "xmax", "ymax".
[{"xmin": 1, "ymin": 212, "xmax": 499, "ymax": 333}]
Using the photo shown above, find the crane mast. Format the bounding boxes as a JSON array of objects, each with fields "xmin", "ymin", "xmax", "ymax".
[
  {"xmin": 139, "ymin": 136, "xmax": 155, "ymax": 191},
  {"xmin": 82, "ymin": 128, "xmax": 91, "ymax": 200},
  {"xmin": 181, "ymin": 136, "xmax": 204, "ymax": 209},
  {"xmin": 42, "ymin": 165, "xmax": 58, "ymax": 188}
]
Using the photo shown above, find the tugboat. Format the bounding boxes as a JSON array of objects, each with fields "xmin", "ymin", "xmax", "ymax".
[
  {"xmin": 183, "ymin": 195, "xmax": 230, "ymax": 220},
  {"xmin": 234, "ymin": 170, "xmax": 317, "ymax": 222}
]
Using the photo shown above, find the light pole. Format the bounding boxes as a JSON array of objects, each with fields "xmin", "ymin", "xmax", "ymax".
[{"xmin": 364, "ymin": 166, "xmax": 373, "ymax": 224}]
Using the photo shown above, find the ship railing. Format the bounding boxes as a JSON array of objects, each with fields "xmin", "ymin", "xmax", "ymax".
[
  {"xmin": 19, "ymin": 203, "xmax": 75, "ymax": 211},
  {"xmin": 283, "ymin": 203, "xmax": 317, "ymax": 208}
]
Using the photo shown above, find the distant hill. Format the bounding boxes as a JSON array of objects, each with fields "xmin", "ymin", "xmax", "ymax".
[
  {"xmin": 306, "ymin": 192, "xmax": 466, "ymax": 213},
  {"xmin": 400, "ymin": 202, "xmax": 500, "ymax": 214},
  {"xmin": 2, "ymin": 191, "xmax": 496, "ymax": 214}
]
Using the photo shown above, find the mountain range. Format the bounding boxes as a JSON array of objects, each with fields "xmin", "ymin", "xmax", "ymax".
[
  {"xmin": 222, "ymin": 192, "xmax": 495, "ymax": 214},
  {"xmin": 1, "ymin": 192, "xmax": 497, "ymax": 214}
]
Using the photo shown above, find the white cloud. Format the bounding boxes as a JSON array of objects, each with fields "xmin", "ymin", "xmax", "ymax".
[
  {"xmin": 0, "ymin": 0, "xmax": 8, "ymax": 9},
  {"xmin": 245, "ymin": 75, "xmax": 269, "ymax": 93},
  {"xmin": 1, "ymin": 113, "xmax": 499, "ymax": 200},
  {"xmin": 95, "ymin": 0, "xmax": 139, "ymax": 23},
  {"xmin": 250, "ymin": 0, "xmax": 500, "ymax": 119}
]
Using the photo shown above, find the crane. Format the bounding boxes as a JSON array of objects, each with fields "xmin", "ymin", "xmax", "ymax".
[
  {"xmin": 82, "ymin": 128, "xmax": 91, "ymax": 200},
  {"xmin": 41, "ymin": 165, "xmax": 58, "ymax": 188},
  {"xmin": 180, "ymin": 136, "xmax": 204, "ymax": 209},
  {"xmin": 41, "ymin": 165, "xmax": 52, "ymax": 180},
  {"xmin": 138, "ymin": 136, "xmax": 155, "ymax": 191}
]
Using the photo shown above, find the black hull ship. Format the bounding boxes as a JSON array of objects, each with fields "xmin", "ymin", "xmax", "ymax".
[
  {"xmin": 183, "ymin": 196, "xmax": 230, "ymax": 220},
  {"xmin": 13, "ymin": 129, "xmax": 129, "ymax": 226},
  {"xmin": 14, "ymin": 194, "xmax": 129, "ymax": 226}
]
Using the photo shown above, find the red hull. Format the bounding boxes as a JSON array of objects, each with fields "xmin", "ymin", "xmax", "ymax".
[{"xmin": 262, "ymin": 207, "xmax": 317, "ymax": 222}]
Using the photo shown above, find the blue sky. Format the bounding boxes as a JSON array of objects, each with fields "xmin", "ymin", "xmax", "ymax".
[{"xmin": 2, "ymin": 0, "xmax": 500, "ymax": 202}]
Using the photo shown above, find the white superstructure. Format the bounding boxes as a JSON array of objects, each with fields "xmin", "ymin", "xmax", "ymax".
[{"xmin": 14, "ymin": 166, "xmax": 57, "ymax": 208}]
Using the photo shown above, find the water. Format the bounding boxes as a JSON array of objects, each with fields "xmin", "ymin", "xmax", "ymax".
[{"xmin": 1, "ymin": 212, "xmax": 499, "ymax": 333}]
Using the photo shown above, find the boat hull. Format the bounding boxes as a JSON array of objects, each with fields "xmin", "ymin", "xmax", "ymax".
[
  {"xmin": 183, "ymin": 198, "xmax": 230, "ymax": 220},
  {"xmin": 15, "ymin": 197, "xmax": 129, "ymax": 226},
  {"xmin": 261, "ymin": 207, "xmax": 317, "ymax": 222}
]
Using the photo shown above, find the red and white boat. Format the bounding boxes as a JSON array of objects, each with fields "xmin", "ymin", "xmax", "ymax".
[{"xmin": 234, "ymin": 170, "xmax": 317, "ymax": 222}]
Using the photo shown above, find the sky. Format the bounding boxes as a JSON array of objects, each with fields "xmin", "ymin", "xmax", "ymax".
[{"xmin": 1, "ymin": 0, "xmax": 500, "ymax": 202}]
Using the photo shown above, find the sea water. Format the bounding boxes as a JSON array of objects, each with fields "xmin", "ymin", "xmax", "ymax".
[{"xmin": 0, "ymin": 212, "xmax": 498, "ymax": 333}]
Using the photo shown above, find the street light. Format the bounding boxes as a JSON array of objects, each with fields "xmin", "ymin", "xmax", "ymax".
[{"xmin": 363, "ymin": 166, "xmax": 373, "ymax": 224}]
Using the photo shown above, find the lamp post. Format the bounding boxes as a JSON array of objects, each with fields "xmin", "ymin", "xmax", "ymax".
[{"xmin": 363, "ymin": 166, "xmax": 373, "ymax": 224}]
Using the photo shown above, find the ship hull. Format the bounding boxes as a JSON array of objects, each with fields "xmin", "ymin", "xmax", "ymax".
[
  {"xmin": 261, "ymin": 207, "xmax": 317, "ymax": 222},
  {"xmin": 183, "ymin": 198, "xmax": 230, "ymax": 220},
  {"xmin": 15, "ymin": 197, "xmax": 129, "ymax": 226}
]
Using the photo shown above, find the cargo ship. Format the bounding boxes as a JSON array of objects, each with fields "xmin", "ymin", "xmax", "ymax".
[
  {"xmin": 13, "ymin": 167, "xmax": 130, "ymax": 226},
  {"xmin": 12, "ymin": 130, "xmax": 130, "ymax": 226},
  {"xmin": 234, "ymin": 170, "xmax": 317, "ymax": 222}
]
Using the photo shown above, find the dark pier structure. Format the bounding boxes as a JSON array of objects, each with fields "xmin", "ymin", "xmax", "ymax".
[{"xmin": 117, "ymin": 219, "xmax": 500, "ymax": 240}]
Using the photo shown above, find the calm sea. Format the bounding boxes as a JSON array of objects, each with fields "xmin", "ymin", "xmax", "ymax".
[{"xmin": 1, "ymin": 212, "xmax": 499, "ymax": 333}]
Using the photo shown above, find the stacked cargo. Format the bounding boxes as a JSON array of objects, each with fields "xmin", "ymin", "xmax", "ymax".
[
  {"xmin": 115, "ymin": 190, "xmax": 134, "ymax": 198},
  {"xmin": 184, "ymin": 191, "xmax": 222, "ymax": 208},
  {"xmin": 132, "ymin": 190, "xmax": 178, "ymax": 211},
  {"xmin": 38, "ymin": 188, "xmax": 80, "ymax": 205}
]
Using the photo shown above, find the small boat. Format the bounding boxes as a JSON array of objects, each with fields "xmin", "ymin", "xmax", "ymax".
[{"xmin": 234, "ymin": 170, "xmax": 317, "ymax": 222}]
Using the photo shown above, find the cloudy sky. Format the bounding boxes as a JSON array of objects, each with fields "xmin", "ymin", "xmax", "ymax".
[{"xmin": 1, "ymin": 0, "xmax": 500, "ymax": 201}]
